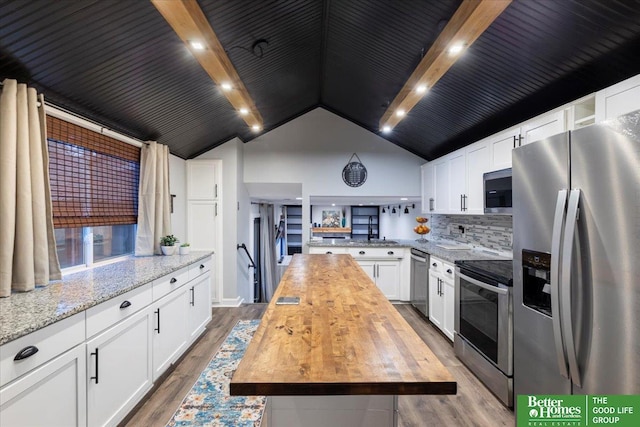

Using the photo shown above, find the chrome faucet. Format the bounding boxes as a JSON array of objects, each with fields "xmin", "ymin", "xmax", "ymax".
[{"xmin": 368, "ymin": 215, "xmax": 373, "ymax": 241}]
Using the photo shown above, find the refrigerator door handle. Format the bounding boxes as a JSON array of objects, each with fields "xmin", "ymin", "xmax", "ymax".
[
  {"xmin": 551, "ymin": 189, "xmax": 569, "ymax": 379},
  {"xmin": 561, "ymin": 188, "xmax": 582, "ymax": 387}
]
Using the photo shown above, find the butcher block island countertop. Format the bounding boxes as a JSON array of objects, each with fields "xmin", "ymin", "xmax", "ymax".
[{"xmin": 230, "ymin": 254, "xmax": 456, "ymax": 397}]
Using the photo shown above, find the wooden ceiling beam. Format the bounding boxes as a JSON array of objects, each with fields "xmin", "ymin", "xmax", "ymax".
[
  {"xmin": 151, "ymin": 0, "xmax": 263, "ymax": 130},
  {"xmin": 379, "ymin": 0, "xmax": 511, "ymax": 131}
]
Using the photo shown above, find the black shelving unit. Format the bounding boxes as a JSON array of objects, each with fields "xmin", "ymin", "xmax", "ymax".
[
  {"xmin": 351, "ymin": 206, "xmax": 379, "ymax": 240},
  {"xmin": 285, "ymin": 205, "xmax": 303, "ymax": 255}
]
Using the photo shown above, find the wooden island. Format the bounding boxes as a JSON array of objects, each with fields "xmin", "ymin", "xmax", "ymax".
[{"xmin": 230, "ymin": 254, "xmax": 456, "ymax": 427}]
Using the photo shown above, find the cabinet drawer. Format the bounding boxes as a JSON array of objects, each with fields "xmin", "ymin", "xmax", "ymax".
[
  {"xmin": 0, "ymin": 313, "xmax": 85, "ymax": 387},
  {"xmin": 152, "ymin": 267, "xmax": 190, "ymax": 301},
  {"xmin": 85, "ymin": 282, "xmax": 153, "ymax": 338},
  {"xmin": 347, "ymin": 247, "xmax": 403, "ymax": 259},
  {"xmin": 442, "ymin": 261, "xmax": 455, "ymax": 282},
  {"xmin": 309, "ymin": 247, "xmax": 347, "ymax": 254},
  {"xmin": 429, "ymin": 257, "xmax": 444, "ymax": 274},
  {"xmin": 188, "ymin": 256, "xmax": 212, "ymax": 281}
]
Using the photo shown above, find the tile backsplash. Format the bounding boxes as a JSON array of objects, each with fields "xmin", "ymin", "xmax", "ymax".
[{"xmin": 429, "ymin": 214, "xmax": 513, "ymax": 253}]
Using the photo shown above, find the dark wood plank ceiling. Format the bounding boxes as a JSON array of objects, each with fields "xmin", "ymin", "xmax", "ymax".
[{"xmin": 1, "ymin": 0, "xmax": 640, "ymax": 160}]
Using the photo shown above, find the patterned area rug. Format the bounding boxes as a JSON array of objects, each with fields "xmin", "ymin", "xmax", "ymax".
[{"xmin": 167, "ymin": 320, "xmax": 265, "ymax": 427}]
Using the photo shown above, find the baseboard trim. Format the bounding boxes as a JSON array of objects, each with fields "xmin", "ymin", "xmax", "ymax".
[{"xmin": 212, "ymin": 296, "xmax": 244, "ymax": 307}]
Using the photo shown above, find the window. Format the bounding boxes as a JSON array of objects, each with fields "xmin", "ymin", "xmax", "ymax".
[{"xmin": 47, "ymin": 115, "xmax": 140, "ymax": 269}]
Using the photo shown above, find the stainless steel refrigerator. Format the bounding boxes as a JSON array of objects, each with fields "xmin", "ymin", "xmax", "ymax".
[{"xmin": 512, "ymin": 110, "xmax": 640, "ymax": 406}]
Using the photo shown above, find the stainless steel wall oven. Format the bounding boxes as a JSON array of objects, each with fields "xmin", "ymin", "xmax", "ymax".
[{"xmin": 454, "ymin": 259, "xmax": 513, "ymax": 407}]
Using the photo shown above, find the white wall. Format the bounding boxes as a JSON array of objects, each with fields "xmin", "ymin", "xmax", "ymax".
[
  {"xmin": 379, "ymin": 204, "xmax": 422, "ymax": 240},
  {"xmin": 169, "ymin": 154, "xmax": 187, "ymax": 242},
  {"xmin": 244, "ymin": 108, "xmax": 425, "ymax": 246}
]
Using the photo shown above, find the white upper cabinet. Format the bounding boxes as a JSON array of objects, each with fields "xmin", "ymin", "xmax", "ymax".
[
  {"xmin": 488, "ymin": 128, "xmax": 520, "ymax": 171},
  {"xmin": 520, "ymin": 110, "xmax": 566, "ymax": 146},
  {"xmin": 420, "ymin": 163, "xmax": 435, "ymax": 214},
  {"xmin": 186, "ymin": 160, "xmax": 219, "ymax": 200},
  {"xmin": 432, "ymin": 157, "xmax": 450, "ymax": 214},
  {"xmin": 447, "ymin": 150, "xmax": 467, "ymax": 213},
  {"xmin": 465, "ymin": 141, "xmax": 491, "ymax": 214},
  {"xmin": 595, "ymin": 74, "xmax": 640, "ymax": 122}
]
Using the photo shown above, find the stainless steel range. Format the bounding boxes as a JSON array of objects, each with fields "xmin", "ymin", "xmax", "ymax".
[{"xmin": 454, "ymin": 259, "xmax": 513, "ymax": 407}]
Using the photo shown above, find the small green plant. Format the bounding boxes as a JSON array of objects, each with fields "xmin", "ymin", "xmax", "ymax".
[
  {"xmin": 160, "ymin": 235, "xmax": 178, "ymax": 246},
  {"xmin": 180, "ymin": 242, "xmax": 190, "ymax": 247}
]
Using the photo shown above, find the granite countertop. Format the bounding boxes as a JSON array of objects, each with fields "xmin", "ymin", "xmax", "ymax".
[
  {"xmin": 0, "ymin": 251, "xmax": 213, "ymax": 346},
  {"xmin": 307, "ymin": 239, "xmax": 511, "ymax": 263}
]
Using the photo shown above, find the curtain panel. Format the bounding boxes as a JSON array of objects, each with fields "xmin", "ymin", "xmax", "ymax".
[
  {"xmin": 135, "ymin": 141, "xmax": 171, "ymax": 256},
  {"xmin": 0, "ymin": 79, "xmax": 61, "ymax": 297},
  {"xmin": 259, "ymin": 203, "xmax": 277, "ymax": 302}
]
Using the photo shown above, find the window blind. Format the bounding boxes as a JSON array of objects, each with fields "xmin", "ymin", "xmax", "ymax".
[{"xmin": 47, "ymin": 116, "xmax": 141, "ymax": 228}]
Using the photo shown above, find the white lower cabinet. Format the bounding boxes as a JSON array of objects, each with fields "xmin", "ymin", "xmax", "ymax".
[
  {"xmin": 354, "ymin": 259, "xmax": 400, "ymax": 300},
  {"xmin": 428, "ymin": 258, "xmax": 455, "ymax": 341},
  {"xmin": 152, "ymin": 285, "xmax": 189, "ymax": 381},
  {"xmin": 0, "ymin": 344, "xmax": 87, "ymax": 427},
  {"xmin": 86, "ymin": 308, "xmax": 153, "ymax": 427},
  {"xmin": 187, "ymin": 273, "xmax": 212, "ymax": 343}
]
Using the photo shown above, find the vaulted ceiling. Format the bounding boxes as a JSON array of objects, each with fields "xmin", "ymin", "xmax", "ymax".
[{"xmin": 2, "ymin": 0, "xmax": 640, "ymax": 160}]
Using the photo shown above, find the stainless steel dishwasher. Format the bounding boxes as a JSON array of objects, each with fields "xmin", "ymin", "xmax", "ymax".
[{"xmin": 410, "ymin": 248, "xmax": 429, "ymax": 317}]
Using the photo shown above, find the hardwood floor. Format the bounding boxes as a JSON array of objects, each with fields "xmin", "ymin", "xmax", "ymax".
[{"xmin": 122, "ymin": 303, "xmax": 514, "ymax": 427}]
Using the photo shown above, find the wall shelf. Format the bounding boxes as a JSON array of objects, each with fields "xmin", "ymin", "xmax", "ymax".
[{"xmin": 312, "ymin": 227, "xmax": 352, "ymax": 233}]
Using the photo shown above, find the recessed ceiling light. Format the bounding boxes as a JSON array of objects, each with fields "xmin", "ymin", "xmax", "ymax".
[
  {"xmin": 396, "ymin": 109, "xmax": 406, "ymax": 117},
  {"xmin": 382, "ymin": 125, "xmax": 392, "ymax": 133},
  {"xmin": 448, "ymin": 43, "xmax": 464, "ymax": 55},
  {"xmin": 295, "ymin": 197, "xmax": 303, "ymax": 200},
  {"xmin": 331, "ymin": 203, "xmax": 336, "ymax": 207},
  {"xmin": 359, "ymin": 204, "xmax": 363, "ymax": 206},
  {"xmin": 221, "ymin": 82, "xmax": 232, "ymax": 91},
  {"xmin": 189, "ymin": 40, "xmax": 205, "ymax": 50},
  {"xmin": 401, "ymin": 198, "xmax": 408, "ymax": 201},
  {"xmin": 251, "ymin": 124, "xmax": 261, "ymax": 132},
  {"xmin": 239, "ymin": 108, "xmax": 249, "ymax": 115},
  {"xmin": 416, "ymin": 84, "xmax": 427, "ymax": 94}
]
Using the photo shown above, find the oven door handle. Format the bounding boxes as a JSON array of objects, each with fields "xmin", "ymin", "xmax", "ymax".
[{"xmin": 457, "ymin": 272, "xmax": 508, "ymax": 295}]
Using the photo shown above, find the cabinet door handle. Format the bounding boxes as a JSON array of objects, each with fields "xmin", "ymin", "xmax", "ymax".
[
  {"xmin": 170, "ymin": 277, "xmax": 177, "ymax": 284},
  {"xmin": 119, "ymin": 300, "xmax": 131, "ymax": 309},
  {"xmin": 460, "ymin": 194, "xmax": 463, "ymax": 212},
  {"xmin": 463, "ymin": 195, "xmax": 467, "ymax": 211},
  {"xmin": 200, "ymin": 264, "xmax": 205, "ymax": 269},
  {"xmin": 215, "ymin": 202, "xmax": 218, "ymax": 217},
  {"xmin": 446, "ymin": 269, "xmax": 453, "ymax": 274},
  {"xmin": 432, "ymin": 263, "xmax": 437, "ymax": 267},
  {"xmin": 359, "ymin": 250, "xmax": 366, "ymax": 255},
  {"xmin": 387, "ymin": 251, "xmax": 394, "ymax": 255},
  {"xmin": 215, "ymin": 183, "xmax": 218, "ymax": 198},
  {"xmin": 190, "ymin": 286, "xmax": 195, "ymax": 306},
  {"xmin": 376, "ymin": 264, "xmax": 380, "ymax": 277},
  {"xmin": 155, "ymin": 309, "xmax": 160, "ymax": 333},
  {"xmin": 429, "ymin": 198, "xmax": 434, "ymax": 211},
  {"xmin": 373, "ymin": 265, "xmax": 376, "ymax": 278},
  {"xmin": 14, "ymin": 345, "xmax": 39, "ymax": 361},
  {"xmin": 91, "ymin": 348, "xmax": 99, "ymax": 384},
  {"xmin": 326, "ymin": 251, "xmax": 333, "ymax": 254}
]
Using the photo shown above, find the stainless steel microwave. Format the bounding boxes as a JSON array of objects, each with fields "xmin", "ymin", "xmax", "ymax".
[{"xmin": 484, "ymin": 168, "xmax": 512, "ymax": 214}]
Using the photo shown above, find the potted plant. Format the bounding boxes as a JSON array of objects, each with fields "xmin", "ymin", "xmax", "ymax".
[
  {"xmin": 179, "ymin": 242, "xmax": 190, "ymax": 255},
  {"xmin": 160, "ymin": 235, "xmax": 178, "ymax": 255}
]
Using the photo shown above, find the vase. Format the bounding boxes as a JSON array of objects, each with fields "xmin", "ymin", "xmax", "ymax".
[
  {"xmin": 341, "ymin": 217, "xmax": 346, "ymax": 227},
  {"xmin": 161, "ymin": 245, "xmax": 176, "ymax": 256},
  {"xmin": 179, "ymin": 246, "xmax": 190, "ymax": 255}
]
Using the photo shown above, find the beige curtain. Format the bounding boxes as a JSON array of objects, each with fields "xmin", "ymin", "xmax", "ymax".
[
  {"xmin": 0, "ymin": 79, "xmax": 61, "ymax": 298},
  {"xmin": 135, "ymin": 141, "xmax": 171, "ymax": 256}
]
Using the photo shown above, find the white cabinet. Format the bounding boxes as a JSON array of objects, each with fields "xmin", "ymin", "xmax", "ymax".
[
  {"xmin": 187, "ymin": 273, "xmax": 212, "ymax": 344},
  {"xmin": 420, "ymin": 162, "xmax": 435, "ymax": 213},
  {"xmin": 432, "ymin": 157, "xmax": 449, "ymax": 214},
  {"xmin": 428, "ymin": 257, "xmax": 455, "ymax": 341},
  {"xmin": 152, "ymin": 286, "xmax": 189, "ymax": 381},
  {"xmin": 488, "ymin": 128, "xmax": 520, "ymax": 171},
  {"xmin": 354, "ymin": 259, "xmax": 400, "ymax": 300},
  {"xmin": 520, "ymin": 110, "xmax": 566, "ymax": 146},
  {"xmin": 465, "ymin": 141, "xmax": 491, "ymax": 214},
  {"xmin": 447, "ymin": 150, "xmax": 467, "ymax": 213},
  {"xmin": 187, "ymin": 159, "xmax": 221, "ymax": 303},
  {"xmin": 595, "ymin": 74, "xmax": 640, "ymax": 122},
  {"xmin": 0, "ymin": 344, "xmax": 87, "ymax": 427},
  {"xmin": 308, "ymin": 246, "xmax": 347, "ymax": 255},
  {"xmin": 86, "ymin": 308, "xmax": 153, "ymax": 427}
]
